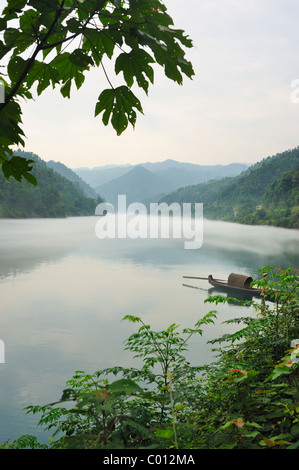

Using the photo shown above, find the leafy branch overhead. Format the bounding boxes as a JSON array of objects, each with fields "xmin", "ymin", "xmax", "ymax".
[{"xmin": 0, "ymin": 0, "xmax": 194, "ymax": 183}]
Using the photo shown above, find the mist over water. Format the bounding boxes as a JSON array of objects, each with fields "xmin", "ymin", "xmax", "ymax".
[{"xmin": 0, "ymin": 216, "xmax": 298, "ymax": 443}]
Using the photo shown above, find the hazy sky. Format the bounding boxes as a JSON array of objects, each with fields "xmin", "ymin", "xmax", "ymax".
[{"xmin": 15, "ymin": 0, "xmax": 299, "ymax": 169}]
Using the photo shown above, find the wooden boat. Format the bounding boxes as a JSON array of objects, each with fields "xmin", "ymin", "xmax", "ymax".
[{"xmin": 208, "ymin": 273, "xmax": 261, "ymax": 296}]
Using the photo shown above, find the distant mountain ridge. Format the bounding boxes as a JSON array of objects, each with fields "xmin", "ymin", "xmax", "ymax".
[
  {"xmin": 2, "ymin": 148, "xmax": 297, "ymax": 227},
  {"xmin": 74, "ymin": 165, "xmax": 133, "ymax": 188},
  {"xmin": 74, "ymin": 159, "xmax": 248, "ymax": 187},
  {"xmin": 74, "ymin": 159, "xmax": 249, "ymax": 206},
  {"xmin": 95, "ymin": 165, "xmax": 170, "ymax": 206}
]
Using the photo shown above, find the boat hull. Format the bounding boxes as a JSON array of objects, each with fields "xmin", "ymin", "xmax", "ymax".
[{"xmin": 208, "ymin": 275, "xmax": 261, "ymax": 297}]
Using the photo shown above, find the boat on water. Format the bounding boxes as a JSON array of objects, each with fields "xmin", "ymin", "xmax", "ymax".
[
  {"xmin": 183, "ymin": 273, "xmax": 262, "ymax": 297},
  {"xmin": 208, "ymin": 273, "xmax": 261, "ymax": 296}
]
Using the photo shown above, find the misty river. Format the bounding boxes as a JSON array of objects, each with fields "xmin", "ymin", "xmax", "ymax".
[{"xmin": 0, "ymin": 216, "xmax": 298, "ymax": 443}]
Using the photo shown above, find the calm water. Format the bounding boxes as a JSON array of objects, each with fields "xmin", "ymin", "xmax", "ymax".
[{"xmin": 0, "ymin": 216, "xmax": 298, "ymax": 444}]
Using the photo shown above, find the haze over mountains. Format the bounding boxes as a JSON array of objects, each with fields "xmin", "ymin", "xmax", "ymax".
[
  {"xmin": 1, "ymin": 147, "xmax": 297, "ymax": 228},
  {"xmin": 74, "ymin": 159, "xmax": 249, "ymax": 206}
]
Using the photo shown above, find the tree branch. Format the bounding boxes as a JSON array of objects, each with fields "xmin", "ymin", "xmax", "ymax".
[
  {"xmin": 40, "ymin": 32, "xmax": 78, "ymax": 50},
  {"xmin": 0, "ymin": 0, "xmax": 66, "ymax": 112}
]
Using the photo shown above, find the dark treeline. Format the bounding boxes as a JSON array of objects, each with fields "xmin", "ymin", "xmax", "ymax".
[
  {"xmin": 0, "ymin": 150, "xmax": 103, "ymax": 218},
  {"xmin": 160, "ymin": 147, "xmax": 299, "ymax": 228}
]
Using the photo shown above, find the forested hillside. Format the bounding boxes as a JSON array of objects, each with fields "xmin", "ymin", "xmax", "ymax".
[
  {"xmin": 0, "ymin": 151, "xmax": 102, "ymax": 218},
  {"xmin": 160, "ymin": 147, "xmax": 299, "ymax": 228},
  {"xmin": 47, "ymin": 160, "xmax": 97, "ymax": 199}
]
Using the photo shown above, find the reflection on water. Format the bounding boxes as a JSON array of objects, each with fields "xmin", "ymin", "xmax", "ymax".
[{"xmin": 0, "ymin": 217, "xmax": 298, "ymax": 443}]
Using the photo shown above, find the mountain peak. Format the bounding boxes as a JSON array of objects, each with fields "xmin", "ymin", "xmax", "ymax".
[{"xmin": 130, "ymin": 165, "xmax": 152, "ymax": 174}]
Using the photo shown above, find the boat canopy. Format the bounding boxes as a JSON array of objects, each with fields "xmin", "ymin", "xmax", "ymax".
[{"xmin": 227, "ymin": 273, "xmax": 253, "ymax": 289}]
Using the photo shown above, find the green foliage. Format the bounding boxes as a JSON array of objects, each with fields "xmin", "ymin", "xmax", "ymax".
[
  {"xmin": 0, "ymin": 434, "xmax": 49, "ymax": 449},
  {"xmin": 0, "ymin": 150, "xmax": 102, "ymax": 217},
  {"xmin": 95, "ymin": 86, "xmax": 143, "ymax": 135},
  {"xmin": 4, "ymin": 315, "xmax": 211, "ymax": 450},
  {"xmin": 1, "ymin": 154, "xmax": 37, "ymax": 185},
  {"xmin": 160, "ymin": 147, "xmax": 299, "ymax": 228},
  {"xmin": 258, "ymin": 168, "xmax": 299, "ymax": 228},
  {"xmin": 46, "ymin": 159, "xmax": 98, "ymax": 198},
  {"xmin": 0, "ymin": 0, "xmax": 194, "ymax": 183},
  {"xmin": 2, "ymin": 266, "xmax": 298, "ymax": 449},
  {"xmin": 197, "ymin": 266, "xmax": 299, "ymax": 449}
]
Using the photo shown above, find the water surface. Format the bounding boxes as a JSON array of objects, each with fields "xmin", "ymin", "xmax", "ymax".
[{"xmin": 0, "ymin": 217, "xmax": 298, "ymax": 443}]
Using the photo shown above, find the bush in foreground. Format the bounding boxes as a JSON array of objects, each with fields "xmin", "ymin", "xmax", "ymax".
[{"xmin": 1, "ymin": 266, "xmax": 298, "ymax": 449}]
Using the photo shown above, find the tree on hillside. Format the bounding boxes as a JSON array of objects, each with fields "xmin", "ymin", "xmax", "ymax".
[{"xmin": 0, "ymin": 0, "xmax": 194, "ymax": 184}]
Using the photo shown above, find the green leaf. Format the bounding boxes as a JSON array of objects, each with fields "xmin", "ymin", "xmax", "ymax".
[
  {"xmin": 39, "ymin": 11, "xmax": 57, "ymax": 28},
  {"xmin": 115, "ymin": 49, "xmax": 154, "ymax": 93},
  {"xmin": 177, "ymin": 56, "xmax": 195, "ymax": 79},
  {"xmin": 291, "ymin": 422, "xmax": 299, "ymax": 437},
  {"xmin": 60, "ymin": 79, "xmax": 72, "ymax": 98},
  {"xmin": 0, "ymin": 99, "xmax": 25, "ymax": 150},
  {"xmin": 111, "ymin": 0, "xmax": 122, "ymax": 8},
  {"xmin": 66, "ymin": 17, "xmax": 81, "ymax": 34},
  {"xmin": 23, "ymin": 172, "xmax": 38, "ymax": 185},
  {"xmin": 0, "ymin": 120, "xmax": 24, "ymax": 145},
  {"xmin": 234, "ymin": 370, "xmax": 260, "ymax": 383},
  {"xmin": 25, "ymin": 60, "xmax": 60, "ymax": 94},
  {"xmin": 0, "ymin": 40, "xmax": 11, "ymax": 60},
  {"xmin": 94, "ymin": 89, "xmax": 115, "ymax": 121},
  {"xmin": 109, "ymin": 378, "xmax": 142, "ymax": 395},
  {"xmin": 122, "ymin": 315, "xmax": 142, "ymax": 323},
  {"xmin": 3, "ymin": 0, "xmax": 27, "ymax": 15},
  {"xmin": 19, "ymin": 9, "xmax": 40, "ymax": 34},
  {"xmin": 28, "ymin": 0, "xmax": 60, "ymax": 13},
  {"xmin": 2, "ymin": 156, "xmax": 37, "ymax": 185},
  {"xmin": 51, "ymin": 52, "xmax": 88, "ymax": 93},
  {"xmin": 265, "ymin": 365, "xmax": 292, "ymax": 382},
  {"xmin": 175, "ymin": 403, "xmax": 187, "ymax": 411},
  {"xmin": 77, "ymin": 0, "xmax": 97, "ymax": 20},
  {"xmin": 4, "ymin": 27, "xmax": 36, "ymax": 56},
  {"xmin": 155, "ymin": 429, "xmax": 174, "ymax": 439},
  {"xmin": 95, "ymin": 86, "xmax": 143, "ymax": 135},
  {"xmin": 69, "ymin": 49, "xmax": 93, "ymax": 68},
  {"xmin": 4, "ymin": 27, "xmax": 20, "ymax": 46},
  {"xmin": 0, "ymin": 18, "xmax": 7, "ymax": 31},
  {"xmin": 41, "ymin": 28, "xmax": 68, "ymax": 57},
  {"xmin": 82, "ymin": 28, "xmax": 121, "ymax": 63}
]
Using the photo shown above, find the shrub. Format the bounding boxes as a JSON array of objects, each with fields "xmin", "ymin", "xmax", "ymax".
[{"xmin": 2, "ymin": 266, "xmax": 298, "ymax": 449}]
